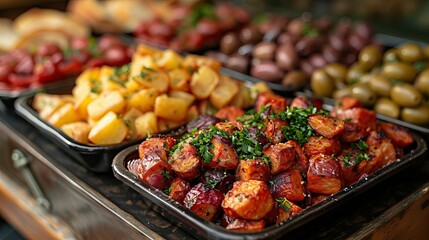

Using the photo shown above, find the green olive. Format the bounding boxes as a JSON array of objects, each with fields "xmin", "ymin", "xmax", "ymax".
[
  {"xmin": 311, "ymin": 69, "xmax": 335, "ymax": 97},
  {"xmin": 369, "ymin": 75, "xmax": 392, "ymax": 97},
  {"xmin": 390, "ymin": 83, "xmax": 422, "ymax": 107},
  {"xmin": 281, "ymin": 70, "xmax": 308, "ymax": 89},
  {"xmin": 382, "ymin": 62, "xmax": 417, "ymax": 82},
  {"xmin": 346, "ymin": 63, "xmax": 367, "ymax": 84},
  {"xmin": 324, "ymin": 63, "xmax": 347, "ymax": 84},
  {"xmin": 415, "ymin": 69, "xmax": 429, "ymax": 95},
  {"xmin": 359, "ymin": 45, "xmax": 382, "ymax": 69},
  {"xmin": 351, "ymin": 83, "xmax": 378, "ymax": 106},
  {"xmin": 359, "ymin": 72, "xmax": 376, "ymax": 85},
  {"xmin": 401, "ymin": 104, "xmax": 429, "ymax": 125},
  {"xmin": 423, "ymin": 45, "xmax": 429, "ymax": 58},
  {"xmin": 398, "ymin": 43, "xmax": 424, "ymax": 62},
  {"xmin": 383, "ymin": 48, "xmax": 399, "ymax": 63},
  {"xmin": 374, "ymin": 98, "xmax": 401, "ymax": 119},
  {"xmin": 332, "ymin": 87, "xmax": 353, "ymax": 99}
]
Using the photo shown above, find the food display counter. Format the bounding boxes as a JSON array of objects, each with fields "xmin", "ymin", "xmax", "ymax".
[{"xmin": 0, "ymin": 100, "xmax": 428, "ymax": 239}]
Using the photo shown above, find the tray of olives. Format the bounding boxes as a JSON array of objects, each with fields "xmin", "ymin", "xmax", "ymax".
[
  {"xmin": 309, "ymin": 41, "xmax": 429, "ymax": 133},
  {"xmin": 113, "ymin": 93, "xmax": 427, "ymax": 240}
]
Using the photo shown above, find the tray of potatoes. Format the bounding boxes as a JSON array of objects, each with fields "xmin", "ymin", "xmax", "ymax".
[{"xmin": 14, "ymin": 44, "xmax": 269, "ymax": 172}]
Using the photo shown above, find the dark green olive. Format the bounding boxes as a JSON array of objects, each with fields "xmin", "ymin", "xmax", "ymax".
[
  {"xmin": 281, "ymin": 70, "xmax": 307, "ymax": 89},
  {"xmin": 398, "ymin": 43, "xmax": 424, "ymax": 62},
  {"xmin": 383, "ymin": 48, "xmax": 399, "ymax": 63},
  {"xmin": 311, "ymin": 69, "xmax": 335, "ymax": 97},
  {"xmin": 346, "ymin": 63, "xmax": 367, "ymax": 84},
  {"xmin": 401, "ymin": 104, "xmax": 429, "ymax": 125},
  {"xmin": 382, "ymin": 62, "xmax": 417, "ymax": 82},
  {"xmin": 374, "ymin": 98, "xmax": 400, "ymax": 119},
  {"xmin": 359, "ymin": 45, "xmax": 382, "ymax": 69},
  {"xmin": 351, "ymin": 83, "xmax": 377, "ymax": 106},
  {"xmin": 324, "ymin": 63, "xmax": 347, "ymax": 83},
  {"xmin": 369, "ymin": 75, "xmax": 392, "ymax": 97},
  {"xmin": 415, "ymin": 69, "xmax": 429, "ymax": 95},
  {"xmin": 332, "ymin": 87, "xmax": 352, "ymax": 99},
  {"xmin": 390, "ymin": 83, "xmax": 422, "ymax": 107}
]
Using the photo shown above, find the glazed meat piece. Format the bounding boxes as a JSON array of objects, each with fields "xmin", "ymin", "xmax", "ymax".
[
  {"xmin": 340, "ymin": 121, "xmax": 368, "ymax": 142},
  {"xmin": 169, "ymin": 177, "xmax": 191, "ymax": 204},
  {"xmin": 290, "ymin": 96, "xmax": 323, "ymax": 110},
  {"xmin": 308, "ymin": 114, "xmax": 345, "ymax": 138},
  {"xmin": 183, "ymin": 183, "xmax": 224, "ymax": 221},
  {"xmin": 270, "ymin": 169, "xmax": 306, "ymax": 202},
  {"xmin": 378, "ymin": 122, "xmax": 413, "ymax": 148},
  {"xmin": 215, "ymin": 121, "xmax": 241, "ymax": 135},
  {"xmin": 304, "ymin": 136, "xmax": 342, "ymax": 158},
  {"xmin": 236, "ymin": 159, "xmax": 271, "ymax": 182},
  {"xmin": 138, "ymin": 136, "xmax": 176, "ymax": 162},
  {"xmin": 330, "ymin": 97, "xmax": 362, "ymax": 115},
  {"xmin": 334, "ymin": 107, "xmax": 377, "ymax": 133},
  {"xmin": 287, "ymin": 140, "xmax": 309, "ymax": 173},
  {"xmin": 365, "ymin": 130, "xmax": 397, "ymax": 173},
  {"xmin": 255, "ymin": 92, "xmax": 287, "ymax": 114},
  {"xmin": 199, "ymin": 169, "xmax": 235, "ymax": 193},
  {"xmin": 205, "ymin": 135, "xmax": 239, "ymax": 170},
  {"xmin": 307, "ymin": 154, "xmax": 343, "ymax": 195},
  {"xmin": 337, "ymin": 145, "xmax": 368, "ymax": 186},
  {"xmin": 222, "ymin": 180, "xmax": 274, "ymax": 220},
  {"xmin": 265, "ymin": 117, "xmax": 288, "ymax": 144},
  {"xmin": 274, "ymin": 198, "xmax": 303, "ymax": 224},
  {"xmin": 215, "ymin": 106, "xmax": 245, "ymax": 122},
  {"xmin": 311, "ymin": 194, "xmax": 331, "ymax": 205},
  {"xmin": 170, "ymin": 142, "xmax": 201, "ymax": 180},
  {"xmin": 263, "ymin": 142, "xmax": 296, "ymax": 175}
]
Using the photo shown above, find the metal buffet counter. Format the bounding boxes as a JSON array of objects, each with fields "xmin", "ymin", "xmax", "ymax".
[{"xmin": 0, "ymin": 101, "xmax": 428, "ymax": 240}]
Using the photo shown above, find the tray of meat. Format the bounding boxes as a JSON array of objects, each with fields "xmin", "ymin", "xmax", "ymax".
[{"xmin": 112, "ymin": 93, "xmax": 427, "ymax": 239}]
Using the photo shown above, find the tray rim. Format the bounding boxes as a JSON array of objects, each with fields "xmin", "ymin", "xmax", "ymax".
[{"xmin": 112, "ymin": 131, "xmax": 427, "ymax": 240}]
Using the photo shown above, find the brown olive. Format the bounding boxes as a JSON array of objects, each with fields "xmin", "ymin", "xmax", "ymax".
[
  {"xmin": 325, "ymin": 63, "xmax": 347, "ymax": 83},
  {"xmin": 239, "ymin": 26, "xmax": 262, "ymax": 44},
  {"xmin": 351, "ymin": 83, "xmax": 377, "ymax": 106},
  {"xmin": 322, "ymin": 45, "xmax": 341, "ymax": 63},
  {"xmin": 401, "ymin": 104, "xmax": 429, "ymax": 125},
  {"xmin": 382, "ymin": 62, "xmax": 417, "ymax": 82},
  {"xmin": 359, "ymin": 45, "xmax": 382, "ymax": 69},
  {"xmin": 346, "ymin": 63, "xmax": 367, "ymax": 84},
  {"xmin": 383, "ymin": 48, "xmax": 399, "ymax": 63},
  {"xmin": 368, "ymin": 75, "xmax": 392, "ymax": 97},
  {"xmin": 277, "ymin": 32, "xmax": 296, "ymax": 45},
  {"xmin": 328, "ymin": 34, "xmax": 347, "ymax": 52},
  {"xmin": 348, "ymin": 33, "xmax": 367, "ymax": 52},
  {"xmin": 390, "ymin": 83, "xmax": 422, "ymax": 107},
  {"xmin": 344, "ymin": 52, "xmax": 358, "ymax": 66},
  {"xmin": 252, "ymin": 42, "xmax": 277, "ymax": 60},
  {"xmin": 295, "ymin": 37, "xmax": 318, "ymax": 57},
  {"xmin": 354, "ymin": 23, "xmax": 373, "ymax": 41},
  {"xmin": 300, "ymin": 60, "xmax": 315, "ymax": 77},
  {"xmin": 398, "ymin": 43, "xmax": 424, "ymax": 62},
  {"xmin": 311, "ymin": 69, "xmax": 335, "ymax": 97},
  {"xmin": 332, "ymin": 87, "xmax": 352, "ymax": 99},
  {"xmin": 414, "ymin": 69, "xmax": 429, "ymax": 94},
  {"xmin": 309, "ymin": 54, "xmax": 327, "ymax": 69},
  {"xmin": 374, "ymin": 98, "xmax": 401, "ymax": 119},
  {"xmin": 225, "ymin": 55, "xmax": 249, "ymax": 73},
  {"xmin": 275, "ymin": 43, "xmax": 298, "ymax": 71},
  {"xmin": 286, "ymin": 19, "xmax": 303, "ymax": 37},
  {"xmin": 220, "ymin": 32, "xmax": 241, "ymax": 55},
  {"xmin": 281, "ymin": 70, "xmax": 307, "ymax": 89},
  {"xmin": 250, "ymin": 61, "xmax": 284, "ymax": 82}
]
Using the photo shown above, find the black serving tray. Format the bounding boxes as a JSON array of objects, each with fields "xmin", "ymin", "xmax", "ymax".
[{"xmin": 112, "ymin": 131, "xmax": 427, "ymax": 240}]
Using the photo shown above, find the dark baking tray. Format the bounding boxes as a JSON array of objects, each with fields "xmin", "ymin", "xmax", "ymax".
[
  {"xmin": 112, "ymin": 132, "xmax": 427, "ymax": 240},
  {"xmin": 13, "ymin": 82, "xmax": 186, "ymax": 173}
]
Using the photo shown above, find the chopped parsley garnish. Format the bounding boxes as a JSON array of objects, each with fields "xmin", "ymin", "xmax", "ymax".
[
  {"xmin": 340, "ymin": 140, "xmax": 371, "ymax": 168},
  {"xmin": 237, "ymin": 105, "xmax": 269, "ymax": 130},
  {"xmin": 302, "ymin": 22, "xmax": 319, "ymax": 37},
  {"xmin": 231, "ymin": 128, "xmax": 266, "ymax": 161},
  {"xmin": 187, "ymin": 126, "xmax": 229, "ymax": 164},
  {"xmin": 206, "ymin": 177, "xmax": 218, "ymax": 189},
  {"xmin": 277, "ymin": 106, "xmax": 323, "ymax": 144},
  {"xmin": 161, "ymin": 170, "xmax": 170, "ymax": 181},
  {"xmin": 164, "ymin": 186, "xmax": 171, "ymax": 195},
  {"xmin": 276, "ymin": 197, "xmax": 292, "ymax": 211},
  {"xmin": 89, "ymin": 78, "xmax": 101, "ymax": 94},
  {"xmin": 109, "ymin": 64, "xmax": 130, "ymax": 87}
]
